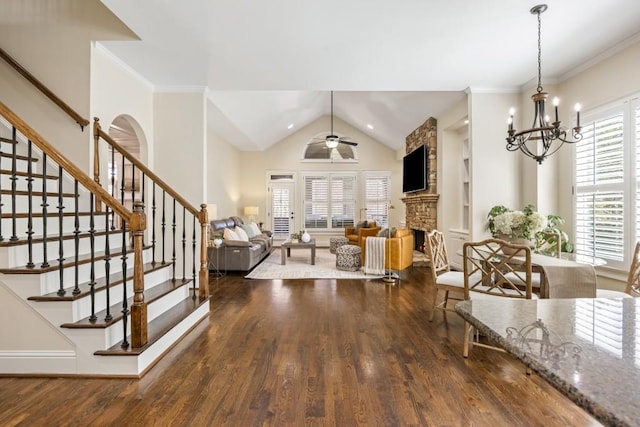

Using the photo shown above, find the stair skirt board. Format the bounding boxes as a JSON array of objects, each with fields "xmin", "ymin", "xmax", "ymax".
[{"xmin": 0, "ymin": 303, "xmax": 209, "ymax": 376}]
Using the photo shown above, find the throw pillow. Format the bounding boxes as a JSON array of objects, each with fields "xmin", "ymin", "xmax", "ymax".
[
  {"xmin": 249, "ymin": 222, "xmax": 262, "ymax": 236},
  {"xmin": 239, "ymin": 223, "xmax": 256, "ymax": 239},
  {"xmin": 223, "ymin": 227, "xmax": 240, "ymax": 241},
  {"xmin": 378, "ymin": 228, "xmax": 389, "ymax": 238},
  {"xmin": 355, "ymin": 220, "xmax": 368, "ymax": 233},
  {"xmin": 235, "ymin": 226, "xmax": 250, "ymax": 241}
]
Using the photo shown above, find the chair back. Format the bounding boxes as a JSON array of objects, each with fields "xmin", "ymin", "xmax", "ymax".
[
  {"xmin": 425, "ymin": 230, "xmax": 451, "ymax": 283},
  {"xmin": 626, "ymin": 241, "xmax": 640, "ymax": 296},
  {"xmin": 535, "ymin": 230, "xmax": 562, "ymax": 257},
  {"xmin": 462, "ymin": 238, "xmax": 533, "ymax": 300}
]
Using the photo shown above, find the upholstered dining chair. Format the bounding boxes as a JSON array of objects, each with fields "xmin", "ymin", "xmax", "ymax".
[
  {"xmin": 425, "ymin": 229, "xmax": 465, "ymax": 321},
  {"xmin": 462, "ymin": 238, "xmax": 538, "ymax": 358},
  {"xmin": 597, "ymin": 241, "xmax": 640, "ymax": 298}
]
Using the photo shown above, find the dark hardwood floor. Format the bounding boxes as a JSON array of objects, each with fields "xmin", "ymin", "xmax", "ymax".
[{"xmin": 0, "ymin": 265, "xmax": 601, "ymax": 426}]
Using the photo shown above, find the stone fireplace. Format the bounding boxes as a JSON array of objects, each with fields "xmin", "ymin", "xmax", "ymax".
[{"xmin": 402, "ymin": 117, "xmax": 439, "ymax": 249}]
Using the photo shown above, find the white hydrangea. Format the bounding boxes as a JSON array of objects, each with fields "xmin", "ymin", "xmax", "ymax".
[{"xmin": 492, "ymin": 209, "xmax": 546, "ymax": 239}]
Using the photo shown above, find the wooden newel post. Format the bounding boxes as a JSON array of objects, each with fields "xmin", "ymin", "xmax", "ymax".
[
  {"xmin": 199, "ymin": 204, "xmax": 209, "ymax": 299},
  {"xmin": 130, "ymin": 201, "xmax": 148, "ymax": 348},
  {"xmin": 92, "ymin": 117, "xmax": 103, "ymax": 212}
]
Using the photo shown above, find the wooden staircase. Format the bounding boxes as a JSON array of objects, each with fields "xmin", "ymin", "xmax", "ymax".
[{"xmin": 0, "ymin": 104, "xmax": 210, "ymax": 377}]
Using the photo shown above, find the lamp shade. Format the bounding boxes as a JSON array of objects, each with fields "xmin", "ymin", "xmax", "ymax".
[
  {"xmin": 244, "ymin": 206, "xmax": 259, "ymax": 216},
  {"xmin": 206, "ymin": 204, "xmax": 217, "ymax": 221}
]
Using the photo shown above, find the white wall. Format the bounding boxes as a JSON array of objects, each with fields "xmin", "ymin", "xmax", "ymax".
[
  {"xmin": 238, "ymin": 116, "xmax": 402, "ymax": 234},
  {"xmin": 468, "ymin": 91, "xmax": 521, "ymax": 240},
  {"xmin": 206, "ymin": 127, "xmax": 242, "ymax": 218}
]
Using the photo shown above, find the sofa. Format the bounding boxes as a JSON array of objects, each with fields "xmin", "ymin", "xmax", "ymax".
[
  {"xmin": 362, "ymin": 228, "xmax": 415, "ymax": 271},
  {"xmin": 208, "ymin": 216, "xmax": 273, "ymax": 272}
]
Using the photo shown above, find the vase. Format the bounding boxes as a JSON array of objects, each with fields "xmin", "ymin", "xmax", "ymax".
[
  {"xmin": 499, "ymin": 235, "xmax": 532, "ymax": 255},
  {"xmin": 301, "ymin": 230, "xmax": 311, "ymax": 243}
]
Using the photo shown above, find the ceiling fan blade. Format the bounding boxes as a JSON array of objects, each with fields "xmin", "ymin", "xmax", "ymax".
[{"xmin": 340, "ymin": 141, "xmax": 358, "ymax": 146}]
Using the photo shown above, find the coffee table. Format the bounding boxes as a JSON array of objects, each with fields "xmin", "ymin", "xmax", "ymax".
[{"xmin": 281, "ymin": 238, "xmax": 316, "ymax": 265}]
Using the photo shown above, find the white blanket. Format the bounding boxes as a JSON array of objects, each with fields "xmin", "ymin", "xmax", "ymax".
[{"xmin": 364, "ymin": 237, "xmax": 386, "ymax": 275}]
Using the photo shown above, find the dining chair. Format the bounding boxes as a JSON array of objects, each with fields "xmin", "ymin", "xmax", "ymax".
[
  {"xmin": 596, "ymin": 241, "xmax": 640, "ymax": 298},
  {"xmin": 462, "ymin": 238, "xmax": 538, "ymax": 358},
  {"xmin": 425, "ymin": 229, "xmax": 465, "ymax": 321}
]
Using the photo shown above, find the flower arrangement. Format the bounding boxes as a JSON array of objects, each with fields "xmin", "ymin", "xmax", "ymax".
[{"xmin": 487, "ymin": 204, "xmax": 545, "ymax": 241}]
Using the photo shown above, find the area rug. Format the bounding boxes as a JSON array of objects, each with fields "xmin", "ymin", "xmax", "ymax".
[{"xmin": 245, "ymin": 248, "xmax": 386, "ymax": 280}]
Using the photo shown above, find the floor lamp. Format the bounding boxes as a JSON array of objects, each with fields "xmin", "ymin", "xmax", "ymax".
[{"xmin": 382, "ymin": 204, "xmax": 397, "ymax": 284}]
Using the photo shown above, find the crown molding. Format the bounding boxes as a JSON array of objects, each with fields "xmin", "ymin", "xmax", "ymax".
[{"xmin": 93, "ymin": 42, "xmax": 154, "ymax": 91}]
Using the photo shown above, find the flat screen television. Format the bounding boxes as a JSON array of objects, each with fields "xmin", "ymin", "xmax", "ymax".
[{"xmin": 402, "ymin": 145, "xmax": 427, "ymax": 193}]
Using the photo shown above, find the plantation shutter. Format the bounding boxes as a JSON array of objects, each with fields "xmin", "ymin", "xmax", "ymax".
[
  {"xmin": 303, "ymin": 175, "xmax": 328, "ymax": 229},
  {"xmin": 364, "ymin": 174, "xmax": 391, "ymax": 227},
  {"xmin": 575, "ymin": 108, "xmax": 625, "ymax": 265},
  {"xmin": 330, "ymin": 174, "xmax": 356, "ymax": 228},
  {"xmin": 272, "ymin": 187, "xmax": 290, "ymax": 236}
]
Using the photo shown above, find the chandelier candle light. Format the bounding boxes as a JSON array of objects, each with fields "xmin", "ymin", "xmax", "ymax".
[{"xmin": 506, "ymin": 4, "xmax": 582, "ymax": 164}]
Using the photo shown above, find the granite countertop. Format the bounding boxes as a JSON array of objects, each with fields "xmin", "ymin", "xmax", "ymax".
[{"xmin": 455, "ymin": 298, "xmax": 640, "ymax": 427}]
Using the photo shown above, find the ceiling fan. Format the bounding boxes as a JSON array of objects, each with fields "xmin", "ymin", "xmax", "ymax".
[{"xmin": 311, "ymin": 91, "xmax": 358, "ymax": 148}]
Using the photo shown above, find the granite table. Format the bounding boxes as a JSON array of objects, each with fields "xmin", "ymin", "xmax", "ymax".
[{"xmin": 455, "ymin": 298, "xmax": 640, "ymax": 427}]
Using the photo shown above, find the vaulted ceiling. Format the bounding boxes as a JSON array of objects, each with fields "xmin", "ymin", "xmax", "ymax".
[{"xmin": 99, "ymin": 0, "xmax": 640, "ymax": 151}]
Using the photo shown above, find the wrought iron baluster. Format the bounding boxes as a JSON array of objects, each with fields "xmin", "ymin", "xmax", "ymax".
[
  {"xmin": 121, "ymin": 218, "xmax": 129, "ymax": 348},
  {"xmin": 172, "ymin": 198, "xmax": 176, "ymax": 282},
  {"xmin": 89, "ymin": 193, "xmax": 96, "ymax": 322},
  {"xmin": 182, "ymin": 206, "xmax": 186, "ymax": 281},
  {"xmin": 141, "ymin": 172, "xmax": 145, "ymax": 206},
  {"xmin": 104, "ymin": 204, "xmax": 112, "ymax": 322},
  {"xmin": 192, "ymin": 215, "xmax": 196, "ymax": 298},
  {"xmin": 40, "ymin": 153, "xmax": 49, "ymax": 267},
  {"xmin": 110, "ymin": 146, "xmax": 116, "ymax": 230},
  {"xmin": 151, "ymin": 182, "xmax": 156, "ymax": 265},
  {"xmin": 25, "ymin": 140, "xmax": 34, "ymax": 268},
  {"xmin": 9, "ymin": 127, "xmax": 18, "ymax": 241},
  {"xmin": 72, "ymin": 179, "xmax": 80, "ymax": 295},
  {"xmin": 161, "ymin": 190, "xmax": 166, "ymax": 265},
  {"xmin": 56, "ymin": 166, "xmax": 65, "ymax": 296}
]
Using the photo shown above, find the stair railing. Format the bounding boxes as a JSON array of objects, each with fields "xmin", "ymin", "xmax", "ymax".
[
  {"xmin": 92, "ymin": 118, "xmax": 209, "ymax": 302},
  {"xmin": 0, "ymin": 101, "xmax": 149, "ymax": 349},
  {"xmin": 0, "ymin": 47, "xmax": 90, "ymax": 130}
]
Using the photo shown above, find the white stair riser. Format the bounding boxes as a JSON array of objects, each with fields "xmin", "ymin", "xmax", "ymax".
[
  {"xmin": 29, "ymin": 267, "xmax": 172, "ymax": 324},
  {"xmin": 1, "ymin": 249, "xmax": 153, "ymax": 298},
  {"xmin": 0, "ymin": 157, "xmax": 37, "ymax": 174},
  {"xmin": 0, "ymin": 175, "xmax": 64, "ymax": 193},
  {"xmin": 0, "ymin": 232, "xmax": 124, "ymax": 268},
  {"xmin": 0, "ymin": 215, "xmax": 110, "ymax": 239},
  {"xmin": 0, "ymin": 194, "xmax": 81, "ymax": 213}
]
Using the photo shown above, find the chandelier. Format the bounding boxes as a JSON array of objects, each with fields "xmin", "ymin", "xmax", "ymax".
[{"xmin": 506, "ymin": 4, "xmax": 582, "ymax": 164}]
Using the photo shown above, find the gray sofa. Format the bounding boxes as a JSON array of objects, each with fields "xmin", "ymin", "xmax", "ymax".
[{"xmin": 208, "ymin": 216, "xmax": 273, "ymax": 272}]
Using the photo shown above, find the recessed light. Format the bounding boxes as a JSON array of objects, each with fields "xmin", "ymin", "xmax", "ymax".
[
  {"xmin": 366, "ymin": 124, "xmax": 373, "ymax": 130},
  {"xmin": 287, "ymin": 124, "xmax": 294, "ymax": 129}
]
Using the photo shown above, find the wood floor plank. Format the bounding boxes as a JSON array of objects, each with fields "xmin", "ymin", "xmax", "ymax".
[{"xmin": 0, "ymin": 267, "xmax": 603, "ymax": 426}]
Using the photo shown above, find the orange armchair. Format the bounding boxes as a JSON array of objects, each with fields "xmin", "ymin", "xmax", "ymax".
[
  {"xmin": 384, "ymin": 228, "xmax": 414, "ymax": 271},
  {"xmin": 345, "ymin": 221, "xmax": 381, "ymax": 247}
]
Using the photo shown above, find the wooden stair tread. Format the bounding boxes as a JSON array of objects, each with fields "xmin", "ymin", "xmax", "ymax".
[
  {"xmin": 28, "ymin": 261, "xmax": 172, "ymax": 301},
  {"xmin": 0, "ymin": 211, "xmax": 111, "ymax": 219},
  {"xmin": 94, "ymin": 294, "xmax": 209, "ymax": 356},
  {"xmin": 0, "ymin": 189, "xmax": 74, "ymax": 197},
  {"xmin": 61, "ymin": 278, "xmax": 193, "ymax": 328},
  {"xmin": 0, "ymin": 244, "xmax": 152, "ymax": 274},
  {"xmin": 0, "ymin": 169, "xmax": 58, "ymax": 179},
  {"xmin": 0, "ymin": 152, "xmax": 37, "ymax": 162},
  {"xmin": 0, "ymin": 228, "xmax": 122, "ymax": 247}
]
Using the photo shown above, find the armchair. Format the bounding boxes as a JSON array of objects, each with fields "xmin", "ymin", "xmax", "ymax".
[
  {"xmin": 361, "ymin": 228, "xmax": 414, "ymax": 270},
  {"xmin": 344, "ymin": 221, "xmax": 381, "ymax": 247}
]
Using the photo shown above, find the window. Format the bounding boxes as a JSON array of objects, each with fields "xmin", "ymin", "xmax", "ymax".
[
  {"xmin": 575, "ymin": 96, "xmax": 640, "ymax": 270},
  {"xmin": 303, "ymin": 140, "xmax": 357, "ymax": 162},
  {"xmin": 303, "ymin": 173, "xmax": 356, "ymax": 231},
  {"xmin": 363, "ymin": 172, "xmax": 391, "ymax": 227}
]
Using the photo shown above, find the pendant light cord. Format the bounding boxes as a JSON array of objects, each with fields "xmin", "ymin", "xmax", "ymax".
[{"xmin": 536, "ymin": 10, "xmax": 543, "ymax": 93}]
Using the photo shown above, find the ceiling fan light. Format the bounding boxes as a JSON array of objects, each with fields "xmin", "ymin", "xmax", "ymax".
[{"xmin": 326, "ymin": 136, "xmax": 339, "ymax": 148}]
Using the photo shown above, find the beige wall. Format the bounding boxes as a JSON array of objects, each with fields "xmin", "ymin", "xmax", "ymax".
[
  {"xmin": 0, "ymin": 0, "xmax": 135, "ymax": 171},
  {"xmin": 206, "ymin": 127, "xmax": 242, "ymax": 218},
  {"xmin": 238, "ymin": 115, "xmax": 402, "ymax": 233}
]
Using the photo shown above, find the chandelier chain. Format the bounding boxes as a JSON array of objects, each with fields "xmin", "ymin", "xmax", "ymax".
[{"xmin": 536, "ymin": 9, "xmax": 542, "ymax": 93}]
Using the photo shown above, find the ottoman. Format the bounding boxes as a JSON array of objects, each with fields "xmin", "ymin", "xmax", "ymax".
[
  {"xmin": 336, "ymin": 245, "xmax": 362, "ymax": 271},
  {"xmin": 329, "ymin": 236, "xmax": 349, "ymax": 254}
]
